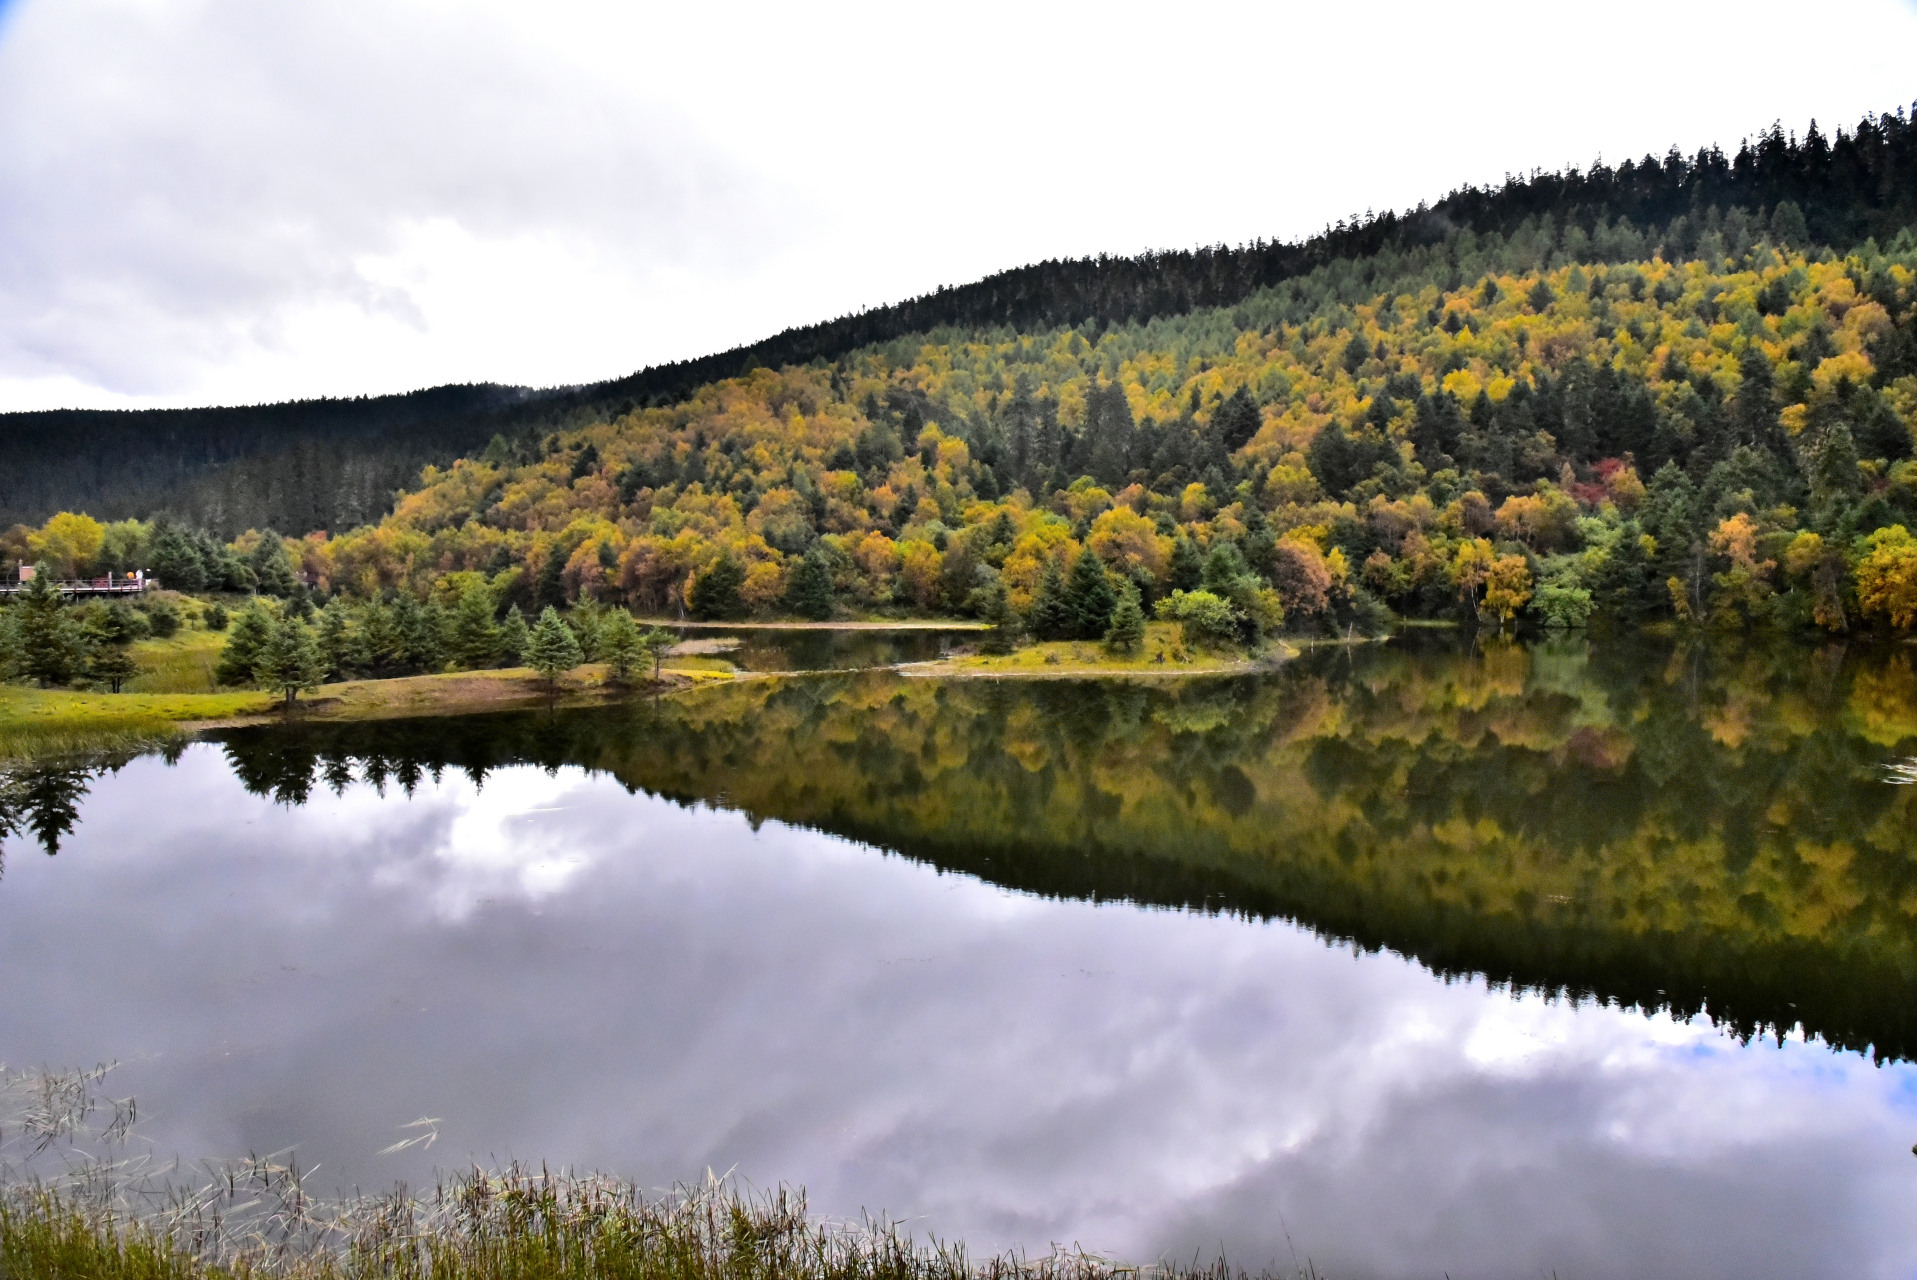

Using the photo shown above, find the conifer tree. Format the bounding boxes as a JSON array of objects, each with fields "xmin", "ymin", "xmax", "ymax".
[
  {"xmin": 256, "ymin": 615, "xmax": 325, "ymax": 708},
  {"xmin": 597, "ymin": 608, "xmax": 643, "ymax": 683},
  {"xmin": 1104, "ymin": 582, "xmax": 1145, "ymax": 653},
  {"xmin": 526, "ymin": 606, "xmax": 583, "ymax": 689},
  {"xmin": 316, "ymin": 598, "xmax": 355, "ymax": 678},
  {"xmin": 13, "ymin": 567, "xmax": 86, "ymax": 687},
  {"xmin": 498, "ymin": 605, "xmax": 530, "ymax": 665},
  {"xmin": 1026, "ymin": 556, "xmax": 1073, "ymax": 640},
  {"xmin": 87, "ymin": 642, "xmax": 138, "ymax": 693},
  {"xmin": 1065, "ymin": 547, "xmax": 1118, "ymax": 639},
  {"xmin": 215, "ymin": 604, "xmax": 275, "ymax": 686},
  {"xmin": 449, "ymin": 583, "xmax": 499, "ymax": 669}
]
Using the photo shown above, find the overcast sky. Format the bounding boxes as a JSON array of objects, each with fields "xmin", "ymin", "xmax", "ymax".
[{"xmin": 2, "ymin": 0, "xmax": 1916, "ymax": 413}]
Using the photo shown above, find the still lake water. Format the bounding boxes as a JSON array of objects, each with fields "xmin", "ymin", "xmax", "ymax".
[{"xmin": 2, "ymin": 634, "xmax": 1916, "ymax": 1277}]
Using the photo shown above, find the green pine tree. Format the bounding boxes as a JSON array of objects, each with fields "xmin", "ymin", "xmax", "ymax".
[
  {"xmin": 14, "ymin": 567, "xmax": 87, "ymax": 687},
  {"xmin": 526, "ymin": 606, "xmax": 584, "ymax": 689},
  {"xmin": 450, "ymin": 581, "xmax": 499, "ymax": 669},
  {"xmin": 1026, "ymin": 556, "xmax": 1073, "ymax": 640},
  {"xmin": 498, "ymin": 605, "xmax": 530, "ymax": 665},
  {"xmin": 87, "ymin": 642, "xmax": 139, "ymax": 693},
  {"xmin": 316, "ymin": 598, "xmax": 355, "ymax": 678},
  {"xmin": 1104, "ymin": 582, "xmax": 1145, "ymax": 653},
  {"xmin": 1065, "ymin": 548, "xmax": 1118, "ymax": 640},
  {"xmin": 597, "ymin": 608, "xmax": 643, "ymax": 683},
  {"xmin": 256, "ymin": 615, "xmax": 325, "ymax": 709},
  {"xmin": 215, "ymin": 604, "xmax": 276, "ymax": 686}
]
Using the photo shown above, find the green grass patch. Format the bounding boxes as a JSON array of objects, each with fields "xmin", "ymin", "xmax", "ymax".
[
  {"xmin": 0, "ymin": 685, "xmax": 272, "ymax": 759},
  {"xmin": 124, "ymin": 629, "xmax": 227, "ymax": 694}
]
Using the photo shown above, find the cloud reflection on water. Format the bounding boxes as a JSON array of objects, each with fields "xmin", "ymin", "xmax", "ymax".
[{"xmin": 0, "ymin": 746, "xmax": 1912, "ymax": 1279}]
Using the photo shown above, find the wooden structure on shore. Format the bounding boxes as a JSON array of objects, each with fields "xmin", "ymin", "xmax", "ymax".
[{"xmin": 0, "ymin": 567, "xmax": 153, "ymax": 599}]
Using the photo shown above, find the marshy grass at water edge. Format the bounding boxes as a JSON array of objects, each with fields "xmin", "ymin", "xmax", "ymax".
[{"xmin": 0, "ymin": 1067, "xmax": 1317, "ymax": 1280}]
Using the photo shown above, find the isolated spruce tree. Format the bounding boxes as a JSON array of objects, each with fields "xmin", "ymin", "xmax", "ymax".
[
  {"xmin": 597, "ymin": 608, "xmax": 643, "ymax": 683},
  {"xmin": 526, "ymin": 606, "xmax": 583, "ymax": 690},
  {"xmin": 215, "ymin": 605, "xmax": 275, "ymax": 686},
  {"xmin": 497, "ymin": 605, "xmax": 530, "ymax": 665},
  {"xmin": 1064, "ymin": 547, "xmax": 1118, "ymax": 640},
  {"xmin": 784, "ymin": 548, "xmax": 835, "ymax": 620},
  {"xmin": 1026, "ymin": 557, "xmax": 1073, "ymax": 640},
  {"xmin": 1104, "ymin": 583, "xmax": 1145, "ymax": 653},
  {"xmin": 255, "ymin": 615, "xmax": 325, "ymax": 709}
]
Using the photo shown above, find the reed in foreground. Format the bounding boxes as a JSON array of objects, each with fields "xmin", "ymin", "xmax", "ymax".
[
  {"xmin": 0, "ymin": 1168, "xmax": 1302, "ymax": 1280},
  {"xmin": 0, "ymin": 1067, "xmax": 1318, "ymax": 1280}
]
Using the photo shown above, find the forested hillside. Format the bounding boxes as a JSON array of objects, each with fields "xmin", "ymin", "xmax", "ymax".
[
  {"xmin": 0, "ymin": 384, "xmax": 549, "ymax": 533},
  {"xmin": 225, "ymin": 209, "xmax": 1907, "ymax": 640},
  {"xmin": 5, "ymin": 106, "xmax": 1913, "ymax": 540}
]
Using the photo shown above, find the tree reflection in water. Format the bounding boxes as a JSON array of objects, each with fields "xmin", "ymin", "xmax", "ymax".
[{"xmin": 24, "ymin": 632, "xmax": 1917, "ymax": 1061}]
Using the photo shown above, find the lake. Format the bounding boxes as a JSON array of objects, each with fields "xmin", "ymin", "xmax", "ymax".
[{"xmin": 1, "ymin": 633, "xmax": 1915, "ymax": 1278}]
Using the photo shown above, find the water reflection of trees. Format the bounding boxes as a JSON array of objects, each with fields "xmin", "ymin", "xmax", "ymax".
[
  {"xmin": 0, "ymin": 753, "xmax": 140, "ymax": 866},
  {"xmin": 205, "ymin": 634, "xmax": 1917, "ymax": 1061}
]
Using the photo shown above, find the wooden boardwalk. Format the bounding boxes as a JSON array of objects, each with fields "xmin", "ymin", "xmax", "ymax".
[{"xmin": 0, "ymin": 577, "xmax": 151, "ymax": 599}]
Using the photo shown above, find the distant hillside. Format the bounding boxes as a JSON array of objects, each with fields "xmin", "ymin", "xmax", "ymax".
[{"xmin": 3, "ymin": 104, "xmax": 1913, "ymax": 536}]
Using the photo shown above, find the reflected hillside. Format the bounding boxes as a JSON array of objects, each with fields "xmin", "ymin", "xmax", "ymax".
[{"xmin": 193, "ymin": 636, "xmax": 1917, "ymax": 1060}]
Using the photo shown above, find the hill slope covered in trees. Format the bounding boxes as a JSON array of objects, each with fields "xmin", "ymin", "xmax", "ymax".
[
  {"xmin": 5, "ymin": 106, "xmax": 1914, "ymax": 540},
  {"xmin": 237, "ymin": 207, "xmax": 1912, "ymax": 641}
]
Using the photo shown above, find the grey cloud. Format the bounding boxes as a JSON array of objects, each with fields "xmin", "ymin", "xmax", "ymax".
[{"xmin": 0, "ymin": 0, "xmax": 778, "ymax": 394}]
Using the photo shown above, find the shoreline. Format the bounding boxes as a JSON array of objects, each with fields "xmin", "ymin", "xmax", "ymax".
[{"xmin": 0, "ymin": 627, "xmax": 1380, "ymax": 760}]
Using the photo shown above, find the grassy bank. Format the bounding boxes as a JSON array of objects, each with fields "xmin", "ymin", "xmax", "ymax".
[{"xmin": 0, "ymin": 686, "xmax": 273, "ymax": 759}]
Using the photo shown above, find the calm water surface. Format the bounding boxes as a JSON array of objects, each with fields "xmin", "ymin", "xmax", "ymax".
[{"xmin": 2, "ymin": 634, "xmax": 1916, "ymax": 1278}]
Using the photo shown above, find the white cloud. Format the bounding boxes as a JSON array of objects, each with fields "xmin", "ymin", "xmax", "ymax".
[{"xmin": 2, "ymin": 0, "xmax": 1916, "ymax": 409}]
